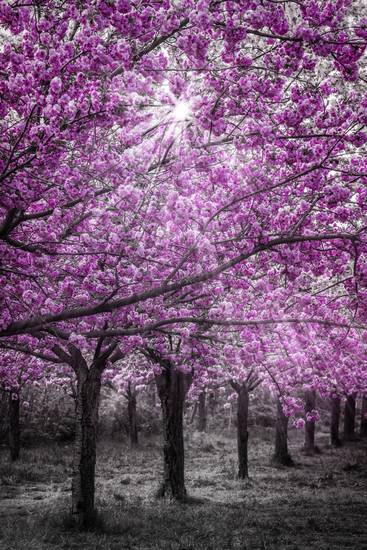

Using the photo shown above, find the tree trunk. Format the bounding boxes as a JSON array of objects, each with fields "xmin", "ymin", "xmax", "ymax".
[
  {"xmin": 343, "ymin": 394, "xmax": 356, "ymax": 442},
  {"xmin": 0, "ymin": 392, "xmax": 9, "ymax": 445},
  {"xmin": 330, "ymin": 396, "xmax": 342, "ymax": 447},
  {"xmin": 303, "ymin": 390, "xmax": 319, "ymax": 454},
  {"xmin": 127, "ymin": 383, "xmax": 138, "ymax": 446},
  {"xmin": 9, "ymin": 392, "xmax": 20, "ymax": 462},
  {"xmin": 227, "ymin": 403, "xmax": 233, "ymax": 430},
  {"xmin": 71, "ymin": 365, "xmax": 101, "ymax": 528},
  {"xmin": 360, "ymin": 395, "xmax": 367, "ymax": 438},
  {"xmin": 189, "ymin": 402, "xmax": 198, "ymax": 424},
  {"xmin": 272, "ymin": 398, "xmax": 293, "ymax": 466},
  {"xmin": 155, "ymin": 366, "xmax": 192, "ymax": 500},
  {"xmin": 150, "ymin": 384, "xmax": 156, "ymax": 408},
  {"xmin": 236, "ymin": 385, "xmax": 249, "ymax": 478},
  {"xmin": 208, "ymin": 392, "xmax": 216, "ymax": 417},
  {"xmin": 207, "ymin": 391, "xmax": 216, "ymax": 431},
  {"xmin": 197, "ymin": 391, "xmax": 207, "ymax": 432}
]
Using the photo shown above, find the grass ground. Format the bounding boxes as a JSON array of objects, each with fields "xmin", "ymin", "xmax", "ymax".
[{"xmin": 0, "ymin": 428, "xmax": 366, "ymax": 549}]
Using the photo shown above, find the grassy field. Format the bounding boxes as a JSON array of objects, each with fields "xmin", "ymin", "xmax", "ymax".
[{"xmin": 0, "ymin": 428, "xmax": 366, "ymax": 549}]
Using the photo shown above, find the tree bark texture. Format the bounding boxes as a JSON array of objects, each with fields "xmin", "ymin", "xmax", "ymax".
[
  {"xmin": 197, "ymin": 391, "xmax": 207, "ymax": 432},
  {"xmin": 189, "ymin": 402, "xmax": 198, "ymax": 424},
  {"xmin": 236, "ymin": 385, "xmax": 249, "ymax": 478},
  {"xmin": 360, "ymin": 395, "xmax": 367, "ymax": 438},
  {"xmin": 9, "ymin": 392, "xmax": 20, "ymax": 462},
  {"xmin": 272, "ymin": 398, "xmax": 293, "ymax": 466},
  {"xmin": 71, "ymin": 363, "xmax": 101, "ymax": 528},
  {"xmin": 330, "ymin": 396, "xmax": 342, "ymax": 447},
  {"xmin": 127, "ymin": 383, "xmax": 138, "ymax": 446},
  {"xmin": 343, "ymin": 394, "xmax": 356, "ymax": 442},
  {"xmin": 156, "ymin": 365, "xmax": 192, "ymax": 499},
  {"xmin": 208, "ymin": 391, "xmax": 216, "ymax": 418},
  {"xmin": 303, "ymin": 390, "xmax": 319, "ymax": 454}
]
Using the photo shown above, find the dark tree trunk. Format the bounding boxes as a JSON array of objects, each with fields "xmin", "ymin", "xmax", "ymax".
[
  {"xmin": 360, "ymin": 396, "xmax": 367, "ymax": 438},
  {"xmin": 0, "ymin": 392, "xmax": 9, "ymax": 445},
  {"xmin": 189, "ymin": 402, "xmax": 198, "ymax": 424},
  {"xmin": 303, "ymin": 390, "xmax": 319, "ymax": 454},
  {"xmin": 155, "ymin": 366, "xmax": 192, "ymax": 500},
  {"xmin": 197, "ymin": 391, "xmax": 207, "ymax": 432},
  {"xmin": 9, "ymin": 392, "xmax": 20, "ymax": 462},
  {"xmin": 208, "ymin": 392, "xmax": 216, "ymax": 417},
  {"xmin": 343, "ymin": 394, "xmax": 356, "ymax": 442},
  {"xmin": 330, "ymin": 396, "xmax": 342, "ymax": 447},
  {"xmin": 236, "ymin": 385, "xmax": 249, "ymax": 478},
  {"xmin": 272, "ymin": 399, "xmax": 293, "ymax": 466},
  {"xmin": 127, "ymin": 383, "xmax": 138, "ymax": 446},
  {"xmin": 71, "ymin": 364, "xmax": 101, "ymax": 528}
]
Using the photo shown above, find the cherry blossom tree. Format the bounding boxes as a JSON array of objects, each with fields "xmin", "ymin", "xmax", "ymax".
[
  {"xmin": 1, "ymin": 0, "xmax": 367, "ymax": 531},
  {"xmin": 1, "ymin": 0, "xmax": 367, "ymax": 345}
]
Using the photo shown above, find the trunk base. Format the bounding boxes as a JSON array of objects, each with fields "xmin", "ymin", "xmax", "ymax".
[
  {"xmin": 343, "ymin": 435, "xmax": 360, "ymax": 443},
  {"xmin": 302, "ymin": 445, "xmax": 321, "ymax": 456},
  {"xmin": 69, "ymin": 510, "xmax": 99, "ymax": 530},
  {"xmin": 156, "ymin": 482, "xmax": 187, "ymax": 501},
  {"xmin": 271, "ymin": 453, "xmax": 294, "ymax": 467},
  {"xmin": 10, "ymin": 448, "xmax": 20, "ymax": 462}
]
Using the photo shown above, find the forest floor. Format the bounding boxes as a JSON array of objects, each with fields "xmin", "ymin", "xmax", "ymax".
[{"xmin": 0, "ymin": 428, "xmax": 366, "ymax": 550}]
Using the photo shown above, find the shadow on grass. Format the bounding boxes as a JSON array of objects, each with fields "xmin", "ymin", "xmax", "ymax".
[{"xmin": 0, "ymin": 491, "xmax": 367, "ymax": 550}]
